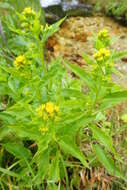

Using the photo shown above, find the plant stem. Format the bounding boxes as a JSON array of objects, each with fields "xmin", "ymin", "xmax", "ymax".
[
  {"xmin": 37, "ymin": 37, "xmax": 47, "ymax": 74},
  {"xmin": 40, "ymin": 42, "xmax": 47, "ymax": 74}
]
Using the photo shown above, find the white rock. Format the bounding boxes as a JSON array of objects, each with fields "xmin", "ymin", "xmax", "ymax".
[{"xmin": 40, "ymin": 0, "xmax": 61, "ymax": 7}]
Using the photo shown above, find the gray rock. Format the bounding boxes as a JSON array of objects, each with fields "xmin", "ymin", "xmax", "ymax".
[{"xmin": 40, "ymin": 0, "xmax": 93, "ymax": 23}]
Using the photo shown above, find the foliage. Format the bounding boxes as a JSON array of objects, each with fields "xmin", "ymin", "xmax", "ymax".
[
  {"xmin": 0, "ymin": 4, "xmax": 127, "ymax": 190},
  {"xmin": 93, "ymin": 0, "xmax": 127, "ymax": 23}
]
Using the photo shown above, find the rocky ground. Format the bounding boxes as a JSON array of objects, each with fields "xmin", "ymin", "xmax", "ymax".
[{"xmin": 47, "ymin": 15, "xmax": 127, "ymax": 87}]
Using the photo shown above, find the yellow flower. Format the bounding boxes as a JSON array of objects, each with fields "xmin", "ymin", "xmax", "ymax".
[
  {"xmin": 100, "ymin": 48, "xmax": 110, "ymax": 57},
  {"xmin": 36, "ymin": 102, "xmax": 60, "ymax": 121},
  {"xmin": 23, "ymin": 7, "xmax": 36, "ymax": 16},
  {"xmin": 14, "ymin": 55, "xmax": 26, "ymax": 68},
  {"xmin": 43, "ymin": 114, "xmax": 48, "ymax": 121},
  {"xmin": 98, "ymin": 29, "xmax": 109, "ymax": 40},
  {"xmin": 93, "ymin": 48, "xmax": 110, "ymax": 62},
  {"xmin": 49, "ymin": 112, "xmax": 54, "ymax": 118},
  {"xmin": 39, "ymin": 125, "xmax": 48, "ymax": 134},
  {"xmin": 45, "ymin": 102, "xmax": 55, "ymax": 114},
  {"xmin": 36, "ymin": 104, "xmax": 45, "ymax": 117}
]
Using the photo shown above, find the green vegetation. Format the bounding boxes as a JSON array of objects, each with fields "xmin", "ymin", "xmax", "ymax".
[
  {"xmin": 0, "ymin": 1, "xmax": 127, "ymax": 189},
  {"xmin": 94, "ymin": 0, "xmax": 127, "ymax": 23}
]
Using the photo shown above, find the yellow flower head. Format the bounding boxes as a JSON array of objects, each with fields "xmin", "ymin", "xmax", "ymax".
[
  {"xmin": 36, "ymin": 102, "xmax": 59, "ymax": 121},
  {"xmin": 45, "ymin": 102, "xmax": 55, "ymax": 114},
  {"xmin": 36, "ymin": 104, "xmax": 45, "ymax": 117},
  {"xmin": 43, "ymin": 114, "xmax": 48, "ymax": 121},
  {"xmin": 94, "ymin": 48, "xmax": 110, "ymax": 62},
  {"xmin": 14, "ymin": 55, "xmax": 26, "ymax": 68},
  {"xmin": 98, "ymin": 29, "xmax": 110, "ymax": 40},
  {"xmin": 23, "ymin": 7, "xmax": 36, "ymax": 17},
  {"xmin": 39, "ymin": 125, "xmax": 48, "ymax": 134}
]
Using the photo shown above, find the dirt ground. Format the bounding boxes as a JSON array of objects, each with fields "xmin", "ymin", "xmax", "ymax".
[{"xmin": 47, "ymin": 15, "xmax": 127, "ymax": 88}]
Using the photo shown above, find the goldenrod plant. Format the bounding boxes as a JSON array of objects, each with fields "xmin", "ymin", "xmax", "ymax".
[{"xmin": 0, "ymin": 5, "xmax": 127, "ymax": 190}]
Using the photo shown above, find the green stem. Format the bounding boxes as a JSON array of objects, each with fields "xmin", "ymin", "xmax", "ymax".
[
  {"xmin": 37, "ymin": 36, "xmax": 47, "ymax": 74},
  {"xmin": 40, "ymin": 42, "xmax": 47, "ymax": 74}
]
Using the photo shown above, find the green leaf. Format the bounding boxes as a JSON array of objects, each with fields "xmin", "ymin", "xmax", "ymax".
[
  {"xmin": 121, "ymin": 114, "xmax": 127, "ymax": 123},
  {"xmin": 112, "ymin": 50, "xmax": 127, "ymax": 60},
  {"xmin": 8, "ymin": 77, "xmax": 18, "ymax": 94},
  {"xmin": 0, "ymin": 2, "xmax": 14, "ymax": 10},
  {"xmin": 105, "ymin": 91, "xmax": 127, "ymax": 100},
  {"xmin": 82, "ymin": 53, "xmax": 96, "ymax": 65},
  {"xmin": 0, "ymin": 112, "xmax": 15, "ymax": 125},
  {"xmin": 7, "ymin": 124, "xmax": 40, "ymax": 140},
  {"xmin": 65, "ymin": 62, "xmax": 94, "ymax": 89},
  {"xmin": 102, "ymin": 91, "xmax": 127, "ymax": 109},
  {"xmin": 59, "ymin": 154, "xmax": 69, "ymax": 189},
  {"xmin": 94, "ymin": 38, "xmax": 105, "ymax": 50},
  {"xmin": 74, "ymin": 114, "xmax": 96, "ymax": 128},
  {"xmin": 0, "ymin": 167, "xmax": 20, "ymax": 178},
  {"xmin": 89, "ymin": 125, "xmax": 115, "ymax": 153},
  {"xmin": 93, "ymin": 144, "xmax": 124, "ymax": 179},
  {"xmin": 35, "ymin": 148, "xmax": 50, "ymax": 180},
  {"xmin": 61, "ymin": 89, "xmax": 86, "ymax": 98},
  {"xmin": 0, "ymin": 126, "xmax": 11, "ymax": 140},
  {"xmin": 59, "ymin": 138, "xmax": 89, "ymax": 168},
  {"xmin": 3, "ymin": 142, "xmax": 32, "ymax": 160},
  {"xmin": 49, "ymin": 152, "xmax": 60, "ymax": 182},
  {"xmin": 62, "ymin": 114, "xmax": 96, "ymax": 130},
  {"xmin": 42, "ymin": 17, "xmax": 65, "ymax": 43},
  {"xmin": 47, "ymin": 184, "xmax": 58, "ymax": 190},
  {"xmin": 58, "ymin": 115, "xmax": 96, "ymax": 138}
]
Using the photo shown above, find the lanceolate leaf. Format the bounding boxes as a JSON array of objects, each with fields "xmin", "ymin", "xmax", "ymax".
[
  {"xmin": 35, "ymin": 148, "xmax": 50, "ymax": 180},
  {"xmin": 60, "ymin": 114, "xmax": 96, "ymax": 136},
  {"xmin": 93, "ymin": 144, "xmax": 124, "ymax": 180},
  {"xmin": 0, "ymin": 167, "xmax": 20, "ymax": 178},
  {"xmin": 101, "ymin": 91, "xmax": 127, "ymax": 109},
  {"xmin": 49, "ymin": 152, "xmax": 60, "ymax": 182},
  {"xmin": 42, "ymin": 17, "xmax": 65, "ymax": 43},
  {"xmin": 112, "ymin": 50, "xmax": 127, "ymax": 60},
  {"xmin": 82, "ymin": 53, "xmax": 96, "ymax": 65},
  {"xmin": 90, "ymin": 125, "xmax": 115, "ymax": 153},
  {"xmin": 104, "ymin": 91, "xmax": 127, "ymax": 100},
  {"xmin": 65, "ymin": 62, "xmax": 94, "ymax": 89},
  {"xmin": 0, "ymin": 126, "xmax": 11, "ymax": 140},
  {"xmin": 61, "ymin": 89, "xmax": 86, "ymax": 98},
  {"xmin": 59, "ymin": 138, "xmax": 89, "ymax": 168},
  {"xmin": 3, "ymin": 142, "xmax": 32, "ymax": 160},
  {"xmin": 0, "ymin": 112, "xmax": 15, "ymax": 124},
  {"xmin": 0, "ymin": 2, "xmax": 14, "ymax": 10}
]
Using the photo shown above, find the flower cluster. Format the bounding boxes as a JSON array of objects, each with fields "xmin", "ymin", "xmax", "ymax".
[
  {"xmin": 36, "ymin": 102, "xmax": 59, "ymax": 134},
  {"xmin": 39, "ymin": 125, "xmax": 49, "ymax": 133},
  {"xmin": 21, "ymin": 7, "xmax": 43, "ymax": 33},
  {"xmin": 98, "ymin": 29, "xmax": 110, "ymax": 40},
  {"xmin": 94, "ymin": 48, "xmax": 110, "ymax": 62},
  {"xmin": 14, "ymin": 55, "xmax": 26, "ymax": 69},
  {"xmin": 23, "ymin": 7, "xmax": 36, "ymax": 17},
  {"xmin": 36, "ymin": 102, "xmax": 59, "ymax": 120}
]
